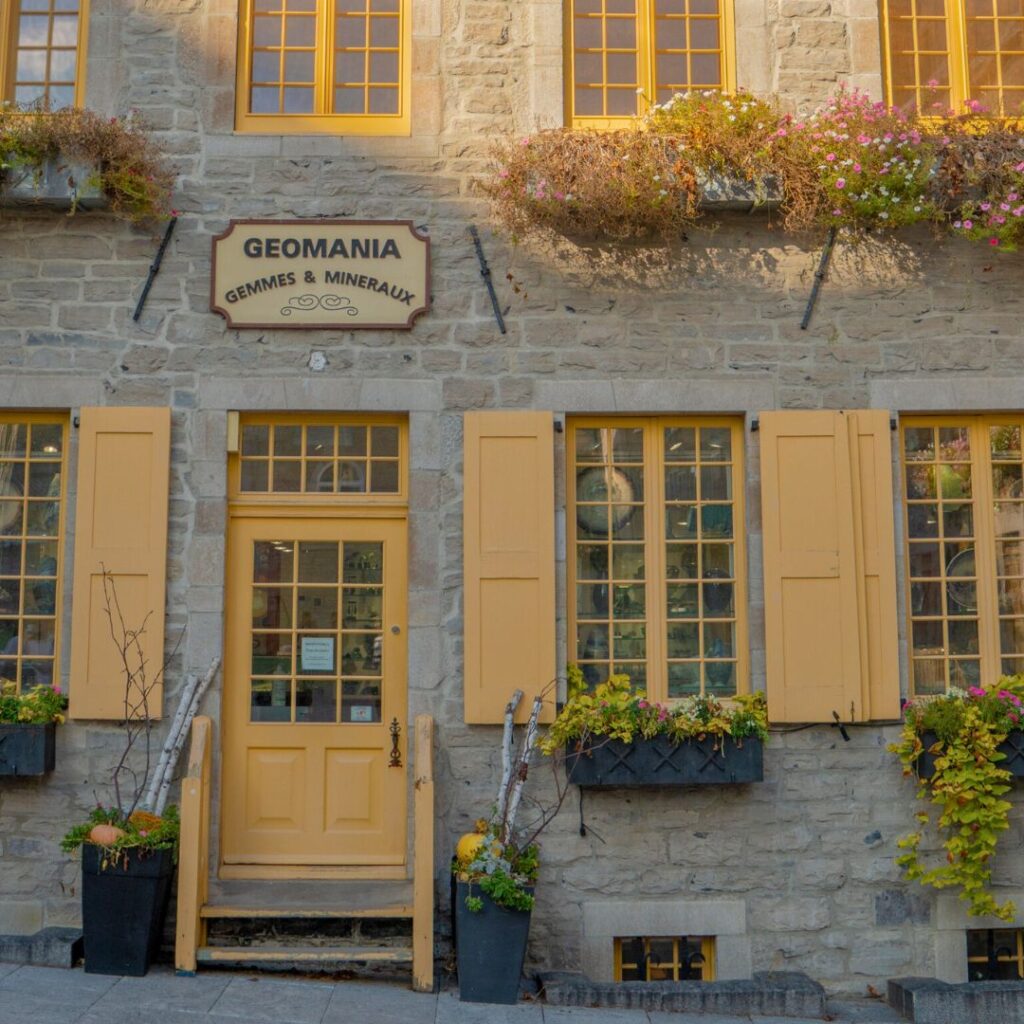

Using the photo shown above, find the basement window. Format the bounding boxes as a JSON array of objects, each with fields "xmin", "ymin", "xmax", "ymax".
[
  {"xmin": 614, "ymin": 936, "xmax": 715, "ymax": 981},
  {"xmin": 967, "ymin": 928, "xmax": 1024, "ymax": 981}
]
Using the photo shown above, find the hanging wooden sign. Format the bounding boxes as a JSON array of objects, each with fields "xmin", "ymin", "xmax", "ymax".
[{"xmin": 210, "ymin": 219, "xmax": 430, "ymax": 330}]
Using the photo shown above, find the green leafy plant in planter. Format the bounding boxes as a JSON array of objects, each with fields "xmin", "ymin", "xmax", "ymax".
[
  {"xmin": 455, "ymin": 818, "xmax": 539, "ymax": 914},
  {"xmin": 0, "ymin": 680, "xmax": 66, "ymax": 776},
  {"xmin": 0, "ymin": 105, "xmax": 174, "ymax": 224},
  {"xmin": 890, "ymin": 676, "xmax": 1024, "ymax": 920},
  {"xmin": 0, "ymin": 680, "xmax": 66, "ymax": 724},
  {"xmin": 539, "ymin": 669, "xmax": 769, "ymax": 751}
]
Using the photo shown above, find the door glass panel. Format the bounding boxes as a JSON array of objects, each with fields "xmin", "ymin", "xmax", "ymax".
[
  {"xmin": 296, "ymin": 680, "xmax": 337, "ymax": 722},
  {"xmin": 249, "ymin": 534, "xmax": 388, "ymax": 724}
]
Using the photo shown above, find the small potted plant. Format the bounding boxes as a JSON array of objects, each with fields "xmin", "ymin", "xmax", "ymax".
[
  {"xmin": 541, "ymin": 670, "xmax": 768, "ymax": 788},
  {"xmin": 891, "ymin": 676, "xmax": 1024, "ymax": 921},
  {"xmin": 453, "ymin": 688, "xmax": 565, "ymax": 1005},
  {"xmin": 0, "ymin": 680, "xmax": 66, "ymax": 775},
  {"xmin": 60, "ymin": 571, "xmax": 179, "ymax": 976}
]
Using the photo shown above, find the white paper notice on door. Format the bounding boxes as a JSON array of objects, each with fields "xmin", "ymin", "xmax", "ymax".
[{"xmin": 300, "ymin": 636, "xmax": 334, "ymax": 672}]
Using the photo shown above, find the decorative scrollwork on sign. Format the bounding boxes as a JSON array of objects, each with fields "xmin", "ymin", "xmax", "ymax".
[{"xmin": 280, "ymin": 294, "xmax": 359, "ymax": 317}]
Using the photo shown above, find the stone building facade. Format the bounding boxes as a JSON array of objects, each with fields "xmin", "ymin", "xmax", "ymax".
[{"xmin": 2, "ymin": 0, "xmax": 1024, "ymax": 997}]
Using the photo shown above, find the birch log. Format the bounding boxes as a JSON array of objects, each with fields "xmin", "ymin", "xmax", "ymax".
[
  {"xmin": 502, "ymin": 694, "xmax": 544, "ymax": 843},
  {"xmin": 143, "ymin": 671, "xmax": 199, "ymax": 811},
  {"xmin": 494, "ymin": 689, "xmax": 523, "ymax": 825},
  {"xmin": 147, "ymin": 656, "xmax": 220, "ymax": 814}
]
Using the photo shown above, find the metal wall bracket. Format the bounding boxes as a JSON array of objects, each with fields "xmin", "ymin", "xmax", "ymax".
[{"xmin": 468, "ymin": 225, "xmax": 507, "ymax": 335}]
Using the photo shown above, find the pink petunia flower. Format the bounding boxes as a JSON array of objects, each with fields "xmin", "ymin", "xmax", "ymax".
[{"xmin": 835, "ymin": 178, "xmax": 846, "ymax": 189}]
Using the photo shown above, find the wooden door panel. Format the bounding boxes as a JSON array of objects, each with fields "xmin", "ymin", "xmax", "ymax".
[
  {"xmin": 222, "ymin": 516, "xmax": 407, "ymax": 869},
  {"xmin": 245, "ymin": 748, "xmax": 307, "ymax": 832}
]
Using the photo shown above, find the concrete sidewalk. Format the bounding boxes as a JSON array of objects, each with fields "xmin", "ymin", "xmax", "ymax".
[{"xmin": 0, "ymin": 962, "xmax": 904, "ymax": 1024}]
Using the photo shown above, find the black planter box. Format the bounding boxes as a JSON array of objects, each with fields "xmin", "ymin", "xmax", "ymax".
[
  {"xmin": 81, "ymin": 844, "xmax": 174, "ymax": 976},
  {"xmin": 916, "ymin": 729, "xmax": 1024, "ymax": 781},
  {"xmin": 0, "ymin": 722, "xmax": 56, "ymax": 776},
  {"xmin": 565, "ymin": 734, "xmax": 763, "ymax": 788},
  {"xmin": 455, "ymin": 880, "xmax": 532, "ymax": 1004}
]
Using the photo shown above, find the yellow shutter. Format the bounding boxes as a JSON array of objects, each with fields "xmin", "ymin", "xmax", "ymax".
[
  {"xmin": 463, "ymin": 411, "xmax": 556, "ymax": 725},
  {"xmin": 69, "ymin": 407, "xmax": 171, "ymax": 720},
  {"xmin": 760, "ymin": 410, "xmax": 899, "ymax": 723}
]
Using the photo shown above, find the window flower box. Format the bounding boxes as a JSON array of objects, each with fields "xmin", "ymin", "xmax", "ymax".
[
  {"xmin": 915, "ymin": 728, "xmax": 1024, "ymax": 781},
  {"xmin": 0, "ymin": 722, "xmax": 56, "ymax": 776},
  {"xmin": 0, "ymin": 156, "xmax": 105, "ymax": 211},
  {"xmin": 565, "ymin": 734, "xmax": 763, "ymax": 788}
]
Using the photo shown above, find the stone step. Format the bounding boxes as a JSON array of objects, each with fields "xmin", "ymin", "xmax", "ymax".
[
  {"xmin": 203, "ymin": 879, "xmax": 413, "ymax": 920},
  {"xmin": 196, "ymin": 944, "xmax": 413, "ymax": 966}
]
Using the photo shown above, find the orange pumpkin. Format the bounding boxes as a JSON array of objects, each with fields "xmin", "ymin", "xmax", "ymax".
[{"xmin": 88, "ymin": 823, "xmax": 126, "ymax": 847}]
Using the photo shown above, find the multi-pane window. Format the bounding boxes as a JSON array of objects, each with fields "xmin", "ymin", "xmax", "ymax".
[
  {"xmin": 882, "ymin": 0, "xmax": 1024, "ymax": 116},
  {"xmin": 967, "ymin": 928, "xmax": 1024, "ymax": 980},
  {"xmin": 902, "ymin": 417, "xmax": 1024, "ymax": 694},
  {"xmin": 0, "ymin": 417, "xmax": 65, "ymax": 692},
  {"xmin": 615, "ymin": 936, "xmax": 715, "ymax": 981},
  {"xmin": 236, "ymin": 0, "xmax": 410, "ymax": 133},
  {"xmin": 1, "ymin": 0, "xmax": 87, "ymax": 108},
  {"xmin": 566, "ymin": 0, "xmax": 735, "ymax": 125},
  {"xmin": 569, "ymin": 419, "xmax": 748, "ymax": 699},
  {"xmin": 250, "ymin": 539, "xmax": 385, "ymax": 724},
  {"xmin": 237, "ymin": 419, "xmax": 405, "ymax": 497}
]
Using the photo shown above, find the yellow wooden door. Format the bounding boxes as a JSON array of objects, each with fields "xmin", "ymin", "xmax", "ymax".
[{"xmin": 222, "ymin": 515, "xmax": 407, "ymax": 867}]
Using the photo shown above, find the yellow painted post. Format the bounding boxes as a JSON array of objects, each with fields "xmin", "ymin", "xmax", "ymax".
[
  {"xmin": 175, "ymin": 716, "xmax": 212, "ymax": 974},
  {"xmin": 412, "ymin": 714, "xmax": 434, "ymax": 993}
]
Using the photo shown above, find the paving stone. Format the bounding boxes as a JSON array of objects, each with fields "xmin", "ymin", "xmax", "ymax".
[
  {"xmin": 547, "ymin": 1007, "xmax": 658, "ymax": 1023},
  {"xmin": 0, "ymin": 992, "xmax": 87, "ymax": 1024},
  {"xmin": 0, "ymin": 964, "xmax": 119, "ymax": 1006},
  {"xmin": 89, "ymin": 968, "xmax": 233, "ymax": 1013},
  {"xmin": 434, "ymin": 990, "xmax": 544, "ymax": 1023},
  {"xmin": 207, "ymin": 975, "xmax": 335, "ymax": 1024},
  {"xmin": 0, "ymin": 962, "xmax": 18, "ymax": 979},
  {"xmin": 321, "ymin": 980, "xmax": 436, "ymax": 1024}
]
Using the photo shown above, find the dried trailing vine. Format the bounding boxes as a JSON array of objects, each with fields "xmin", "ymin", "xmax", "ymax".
[{"xmin": 483, "ymin": 88, "xmax": 1024, "ymax": 247}]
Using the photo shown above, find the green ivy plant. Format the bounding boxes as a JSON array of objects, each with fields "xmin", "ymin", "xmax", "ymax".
[
  {"xmin": 890, "ymin": 676, "xmax": 1024, "ymax": 920},
  {"xmin": 539, "ymin": 671, "xmax": 769, "ymax": 755},
  {"xmin": 454, "ymin": 818, "xmax": 539, "ymax": 913},
  {"xmin": 0, "ymin": 680, "xmax": 66, "ymax": 725}
]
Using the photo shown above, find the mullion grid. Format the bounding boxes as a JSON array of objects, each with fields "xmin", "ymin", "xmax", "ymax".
[
  {"xmin": 0, "ymin": 420, "xmax": 63, "ymax": 694},
  {"xmin": 904, "ymin": 423, "xmax": 981, "ymax": 694},
  {"xmin": 238, "ymin": 421, "xmax": 401, "ymax": 495},
  {"xmin": 573, "ymin": 425, "xmax": 648, "ymax": 691},
  {"xmin": 572, "ymin": 0, "xmax": 640, "ymax": 118},
  {"xmin": 13, "ymin": 0, "xmax": 80, "ymax": 109},
  {"xmin": 250, "ymin": 0, "xmax": 319, "ymax": 115},
  {"xmin": 653, "ymin": 0, "xmax": 723, "ymax": 100},
  {"xmin": 616, "ymin": 936, "xmax": 710, "ymax": 981},
  {"xmin": 988, "ymin": 421, "xmax": 1024, "ymax": 674},
  {"xmin": 663, "ymin": 424, "xmax": 737, "ymax": 698},
  {"xmin": 886, "ymin": 0, "xmax": 953, "ymax": 112},
  {"xmin": 965, "ymin": 0, "xmax": 1024, "ymax": 115},
  {"xmin": 333, "ymin": 0, "xmax": 400, "ymax": 115}
]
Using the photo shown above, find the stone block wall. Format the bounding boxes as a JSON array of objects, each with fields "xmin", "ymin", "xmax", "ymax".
[{"xmin": 0, "ymin": 0, "xmax": 1021, "ymax": 996}]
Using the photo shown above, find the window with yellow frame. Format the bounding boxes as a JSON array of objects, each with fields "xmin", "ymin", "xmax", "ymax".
[
  {"xmin": 901, "ymin": 417, "xmax": 1024, "ymax": 694},
  {"xmin": 569, "ymin": 418, "xmax": 748, "ymax": 699},
  {"xmin": 615, "ymin": 936, "xmax": 715, "ymax": 981},
  {"xmin": 231, "ymin": 415, "xmax": 407, "ymax": 501},
  {"xmin": 881, "ymin": 0, "xmax": 1024, "ymax": 116},
  {"xmin": 235, "ymin": 0, "xmax": 410, "ymax": 134},
  {"xmin": 565, "ymin": 0, "xmax": 735, "ymax": 127},
  {"xmin": 0, "ymin": 415, "xmax": 66, "ymax": 693},
  {"xmin": 967, "ymin": 927, "xmax": 1024, "ymax": 980},
  {"xmin": 0, "ymin": 0, "xmax": 88, "ymax": 108}
]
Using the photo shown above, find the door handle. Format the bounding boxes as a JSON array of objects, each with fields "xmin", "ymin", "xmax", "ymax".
[{"xmin": 388, "ymin": 717, "xmax": 402, "ymax": 767}]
